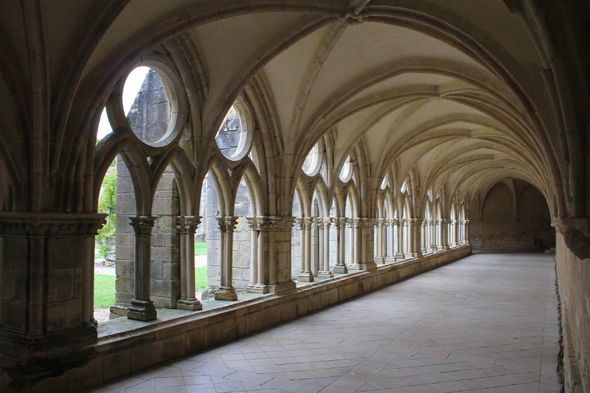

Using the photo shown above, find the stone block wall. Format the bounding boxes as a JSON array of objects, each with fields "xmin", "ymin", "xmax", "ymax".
[
  {"xmin": 113, "ymin": 158, "xmax": 135, "ymax": 312},
  {"xmin": 556, "ymin": 233, "xmax": 590, "ymax": 392},
  {"xmin": 469, "ymin": 181, "xmax": 555, "ymax": 251},
  {"xmin": 150, "ymin": 168, "xmax": 180, "ymax": 309}
]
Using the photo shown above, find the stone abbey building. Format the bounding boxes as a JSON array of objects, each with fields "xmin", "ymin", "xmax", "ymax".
[{"xmin": 0, "ymin": 1, "xmax": 588, "ymax": 392}]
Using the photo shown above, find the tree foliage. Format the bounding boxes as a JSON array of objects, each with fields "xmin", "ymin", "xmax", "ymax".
[{"xmin": 97, "ymin": 164, "xmax": 117, "ymax": 258}]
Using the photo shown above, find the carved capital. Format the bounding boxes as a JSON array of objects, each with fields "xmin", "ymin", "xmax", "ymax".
[
  {"xmin": 0, "ymin": 212, "xmax": 107, "ymax": 237},
  {"xmin": 216, "ymin": 216, "xmax": 239, "ymax": 232},
  {"xmin": 176, "ymin": 216, "xmax": 202, "ymax": 234},
  {"xmin": 129, "ymin": 216, "xmax": 157, "ymax": 236}
]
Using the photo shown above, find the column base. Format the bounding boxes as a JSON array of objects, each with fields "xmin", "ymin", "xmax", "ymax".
[
  {"xmin": 348, "ymin": 261, "xmax": 378, "ymax": 271},
  {"xmin": 177, "ymin": 299, "xmax": 203, "ymax": 311},
  {"xmin": 109, "ymin": 304, "xmax": 129, "ymax": 319},
  {"xmin": 214, "ymin": 287, "xmax": 238, "ymax": 301},
  {"xmin": 127, "ymin": 300, "xmax": 157, "ymax": 321},
  {"xmin": 297, "ymin": 272, "xmax": 314, "ymax": 282},
  {"xmin": 247, "ymin": 283, "xmax": 269, "ymax": 294},
  {"xmin": 332, "ymin": 265, "xmax": 348, "ymax": 274},
  {"xmin": 384, "ymin": 256, "xmax": 396, "ymax": 263},
  {"xmin": 374, "ymin": 256, "xmax": 385, "ymax": 264},
  {"xmin": 394, "ymin": 252, "xmax": 405, "ymax": 260},
  {"xmin": 317, "ymin": 271, "xmax": 334, "ymax": 278},
  {"xmin": 268, "ymin": 281, "xmax": 297, "ymax": 295}
]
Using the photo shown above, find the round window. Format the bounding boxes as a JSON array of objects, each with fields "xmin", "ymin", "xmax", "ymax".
[
  {"xmin": 123, "ymin": 67, "xmax": 172, "ymax": 146},
  {"xmin": 339, "ymin": 155, "xmax": 353, "ymax": 182},
  {"xmin": 302, "ymin": 143, "xmax": 322, "ymax": 176},
  {"xmin": 216, "ymin": 102, "xmax": 252, "ymax": 160}
]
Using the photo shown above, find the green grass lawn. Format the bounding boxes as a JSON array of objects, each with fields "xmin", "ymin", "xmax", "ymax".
[
  {"xmin": 94, "ymin": 274, "xmax": 116, "ymax": 308},
  {"xmin": 93, "ymin": 265, "xmax": 207, "ymax": 310},
  {"xmin": 194, "ymin": 242, "xmax": 207, "ymax": 256},
  {"xmin": 195, "ymin": 267, "xmax": 207, "ymax": 290}
]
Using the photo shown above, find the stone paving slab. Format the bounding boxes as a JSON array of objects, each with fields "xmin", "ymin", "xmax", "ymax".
[{"xmin": 86, "ymin": 253, "xmax": 561, "ymax": 393}]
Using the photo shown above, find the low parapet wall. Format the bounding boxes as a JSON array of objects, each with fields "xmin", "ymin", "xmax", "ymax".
[{"xmin": 24, "ymin": 245, "xmax": 472, "ymax": 392}]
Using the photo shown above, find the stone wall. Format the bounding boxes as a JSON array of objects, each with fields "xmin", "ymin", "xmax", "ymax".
[
  {"xmin": 469, "ymin": 182, "xmax": 555, "ymax": 251},
  {"xmin": 556, "ymin": 233, "xmax": 590, "ymax": 392}
]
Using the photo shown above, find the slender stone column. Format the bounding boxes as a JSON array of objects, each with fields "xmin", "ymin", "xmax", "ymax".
[
  {"xmin": 245, "ymin": 217, "xmax": 259, "ymax": 290},
  {"xmin": 349, "ymin": 218, "xmax": 377, "ymax": 271},
  {"xmin": 297, "ymin": 217, "xmax": 314, "ymax": 282},
  {"xmin": 374, "ymin": 218, "xmax": 385, "ymax": 264},
  {"xmin": 332, "ymin": 217, "xmax": 348, "ymax": 274},
  {"xmin": 464, "ymin": 220, "xmax": 470, "ymax": 244},
  {"xmin": 318, "ymin": 218, "xmax": 333, "ymax": 277},
  {"xmin": 385, "ymin": 219, "xmax": 395, "ymax": 261},
  {"xmin": 176, "ymin": 216, "xmax": 203, "ymax": 311},
  {"xmin": 395, "ymin": 218, "xmax": 405, "ymax": 260},
  {"xmin": 438, "ymin": 218, "xmax": 449, "ymax": 250},
  {"xmin": 451, "ymin": 220, "xmax": 459, "ymax": 247},
  {"xmin": 458, "ymin": 220, "xmax": 465, "ymax": 245},
  {"xmin": 429, "ymin": 219, "xmax": 438, "ymax": 253},
  {"xmin": 408, "ymin": 218, "xmax": 424, "ymax": 258},
  {"xmin": 128, "ymin": 216, "xmax": 158, "ymax": 321},
  {"xmin": 215, "ymin": 216, "xmax": 239, "ymax": 301},
  {"xmin": 347, "ymin": 218, "xmax": 355, "ymax": 268}
]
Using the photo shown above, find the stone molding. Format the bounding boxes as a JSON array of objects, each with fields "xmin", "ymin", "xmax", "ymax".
[{"xmin": 0, "ymin": 212, "xmax": 107, "ymax": 237}]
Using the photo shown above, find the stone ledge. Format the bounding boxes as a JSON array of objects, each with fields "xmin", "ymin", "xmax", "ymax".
[{"xmin": 11, "ymin": 245, "xmax": 471, "ymax": 393}]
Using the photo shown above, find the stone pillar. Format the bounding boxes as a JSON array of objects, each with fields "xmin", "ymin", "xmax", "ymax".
[
  {"xmin": 439, "ymin": 219, "xmax": 450, "ymax": 250},
  {"xmin": 0, "ymin": 212, "xmax": 105, "ymax": 384},
  {"xmin": 267, "ymin": 216, "xmax": 296, "ymax": 295},
  {"xmin": 429, "ymin": 219, "xmax": 438, "ymax": 253},
  {"xmin": 395, "ymin": 218, "xmax": 405, "ymax": 260},
  {"xmin": 451, "ymin": 219, "xmax": 459, "ymax": 246},
  {"xmin": 349, "ymin": 218, "xmax": 377, "ymax": 271},
  {"xmin": 318, "ymin": 218, "xmax": 333, "ymax": 277},
  {"xmin": 464, "ymin": 220, "xmax": 470, "ymax": 244},
  {"xmin": 332, "ymin": 217, "xmax": 348, "ymax": 274},
  {"xmin": 215, "ymin": 216, "xmax": 239, "ymax": 301},
  {"xmin": 374, "ymin": 218, "xmax": 385, "ymax": 264},
  {"xmin": 245, "ymin": 217, "xmax": 257, "ymax": 289},
  {"xmin": 408, "ymin": 218, "xmax": 424, "ymax": 258},
  {"xmin": 297, "ymin": 217, "xmax": 314, "ymax": 282},
  {"xmin": 347, "ymin": 218, "xmax": 355, "ymax": 268},
  {"xmin": 176, "ymin": 216, "xmax": 203, "ymax": 311},
  {"xmin": 128, "ymin": 216, "xmax": 158, "ymax": 321},
  {"xmin": 385, "ymin": 219, "xmax": 395, "ymax": 262}
]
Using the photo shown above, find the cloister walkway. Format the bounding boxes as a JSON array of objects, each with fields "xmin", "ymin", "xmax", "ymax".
[{"xmin": 88, "ymin": 253, "xmax": 560, "ymax": 393}]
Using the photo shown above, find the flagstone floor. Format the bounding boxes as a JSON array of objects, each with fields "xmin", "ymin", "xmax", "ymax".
[{"xmin": 87, "ymin": 253, "xmax": 561, "ymax": 393}]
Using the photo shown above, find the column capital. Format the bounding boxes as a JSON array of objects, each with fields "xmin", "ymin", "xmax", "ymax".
[
  {"xmin": 375, "ymin": 218, "xmax": 385, "ymax": 227},
  {"xmin": 216, "ymin": 216, "xmax": 239, "ymax": 232},
  {"xmin": 129, "ymin": 216, "xmax": 157, "ymax": 235},
  {"xmin": 176, "ymin": 216, "xmax": 202, "ymax": 233}
]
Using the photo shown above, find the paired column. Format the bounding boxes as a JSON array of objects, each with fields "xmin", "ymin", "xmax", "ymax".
[
  {"xmin": 464, "ymin": 220, "xmax": 470, "ymax": 244},
  {"xmin": 332, "ymin": 217, "xmax": 348, "ymax": 274},
  {"xmin": 374, "ymin": 218, "xmax": 385, "ymax": 264},
  {"xmin": 215, "ymin": 216, "xmax": 239, "ymax": 301},
  {"xmin": 317, "ymin": 218, "xmax": 333, "ymax": 277},
  {"xmin": 348, "ymin": 218, "xmax": 377, "ymax": 271},
  {"xmin": 429, "ymin": 219, "xmax": 438, "ymax": 253},
  {"xmin": 438, "ymin": 219, "xmax": 450, "ymax": 250},
  {"xmin": 450, "ymin": 219, "xmax": 459, "ymax": 246},
  {"xmin": 176, "ymin": 216, "xmax": 203, "ymax": 311},
  {"xmin": 128, "ymin": 216, "xmax": 158, "ymax": 321},
  {"xmin": 395, "ymin": 218, "xmax": 405, "ymax": 260},
  {"xmin": 385, "ymin": 219, "xmax": 395, "ymax": 262},
  {"xmin": 297, "ymin": 217, "xmax": 314, "ymax": 282},
  {"xmin": 408, "ymin": 218, "xmax": 424, "ymax": 258}
]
